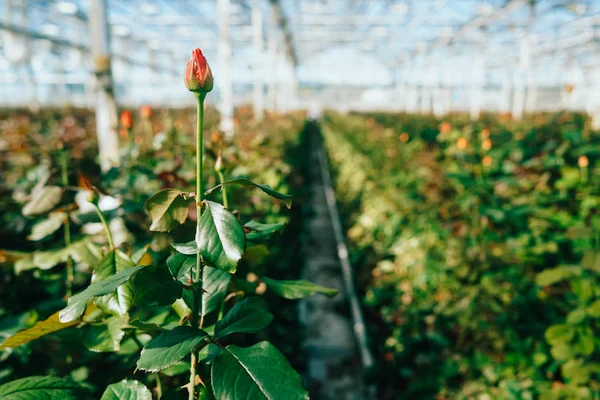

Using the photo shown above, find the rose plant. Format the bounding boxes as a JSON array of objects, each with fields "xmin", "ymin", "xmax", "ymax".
[{"xmin": 0, "ymin": 49, "xmax": 335, "ymax": 399}]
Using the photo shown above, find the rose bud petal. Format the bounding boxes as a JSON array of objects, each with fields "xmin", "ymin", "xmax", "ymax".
[
  {"xmin": 184, "ymin": 48, "xmax": 214, "ymax": 93},
  {"xmin": 140, "ymin": 105, "xmax": 152, "ymax": 119},
  {"xmin": 120, "ymin": 110, "xmax": 133, "ymax": 129}
]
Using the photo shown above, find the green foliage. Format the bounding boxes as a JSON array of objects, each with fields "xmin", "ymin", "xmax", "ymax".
[
  {"xmin": 211, "ymin": 342, "xmax": 310, "ymax": 400},
  {"xmin": 100, "ymin": 380, "xmax": 152, "ymax": 400},
  {"xmin": 262, "ymin": 277, "xmax": 339, "ymax": 299},
  {"xmin": 0, "ymin": 376, "xmax": 85, "ymax": 399},
  {"xmin": 0, "ymin": 107, "xmax": 323, "ymax": 399},
  {"xmin": 196, "ymin": 200, "xmax": 246, "ymax": 273},
  {"xmin": 322, "ymin": 111, "xmax": 600, "ymax": 399},
  {"xmin": 59, "ymin": 266, "xmax": 144, "ymax": 323},
  {"xmin": 205, "ymin": 178, "xmax": 292, "ymax": 209},
  {"xmin": 215, "ymin": 297, "xmax": 273, "ymax": 338},
  {"xmin": 244, "ymin": 220, "xmax": 287, "ymax": 243},
  {"xmin": 137, "ymin": 327, "xmax": 208, "ymax": 372},
  {"xmin": 145, "ymin": 189, "xmax": 192, "ymax": 232},
  {"xmin": 22, "ymin": 186, "xmax": 63, "ymax": 216}
]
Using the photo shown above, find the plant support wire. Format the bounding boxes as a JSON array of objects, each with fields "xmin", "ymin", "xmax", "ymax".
[{"xmin": 316, "ymin": 130, "xmax": 375, "ymax": 372}]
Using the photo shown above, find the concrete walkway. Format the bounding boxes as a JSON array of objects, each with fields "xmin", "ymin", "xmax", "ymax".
[{"xmin": 300, "ymin": 123, "xmax": 372, "ymax": 400}]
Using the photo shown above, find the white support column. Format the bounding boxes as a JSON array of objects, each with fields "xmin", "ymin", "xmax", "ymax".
[
  {"xmin": 395, "ymin": 67, "xmax": 406, "ymax": 111},
  {"xmin": 443, "ymin": 49, "xmax": 454, "ymax": 114},
  {"xmin": 524, "ymin": 3, "xmax": 537, "ymax": 113},
  {"xmin": 218, "ymin": 0, "xmax": 234, "ymax": 138},
  {"xmin": 4, "ymin": 0, "xmax": 37, "ymax": 109},
  {"xmin": 513, "ymin": 2, "xmax": 534, "ymax": 120},
  {"xmin": 590, "ymin": 24, "xmax": 600, "ymax": 130},
  {"xmin": 431, "ymin": 51, "xmax": 444, "ymax": 117},
  {"xmin": 405, "ymin": 52, "xmax": 419, "ymax": 113},
  {"xmin": 512, "ymin": 36, "xmax": 529, "ymax": 120},
  {"xmin": 251, "ymin": 0, "xmax": 264, "ymax": 121},
  {"xmin": 288, "ymin": 56, "xmax": 298, "ymax": 110},
  {"xmin": 470, "ymin": 39, "xmax": 485, "ymax": 120},
  {"xmin": 500, "ymin": 70, "xmax": 511, "ymax": 114},
  {"xmin": 267, "ymin": 33, "xmax": 278, "ymax": 111},
  {"xmin": 420, "ymin": 55, "xmax": 431, "ymax": 115},
  {"xmin": 89, "ymin": 0, "xmax": 119, "ymax": 171}
]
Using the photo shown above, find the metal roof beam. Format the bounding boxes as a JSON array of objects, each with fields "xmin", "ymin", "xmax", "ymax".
[
  {"xmin": 0, "ymin": 21, "xmax": 178, "ymax": 76},
  {"xmin": 269, "ymin": 0, "xmax": 297, "ymax": 65}
]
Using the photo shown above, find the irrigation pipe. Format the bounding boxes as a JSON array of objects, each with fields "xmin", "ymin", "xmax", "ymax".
[{"xmin": 315, "ymin": 131, "xmax": 375, "ymax": 371}]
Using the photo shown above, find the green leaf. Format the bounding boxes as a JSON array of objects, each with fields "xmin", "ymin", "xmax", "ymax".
[
  {"xmin": 22, "ymin": 186, "xmax": 63, "ymax": 216},
  {"xmin": 136, "ymin": 326, "xmax": 208, "ymax": 372},
  {"xmin": 545, "ymin": 324, "xmax": 575, "ymax": 346},
  {"xmin": 134, "ymin": 263, "xmax": 182, "ymax": 307},
  {"xmin": 69, "ymin": 239, "xmax": 103, "ymax": 267},
  {"xmin": 562, "ymin": 359, "xmax": 590, "ymax": 385},
  {"xmin": 132, "ymin": 246, "xmax": 152, "ymax": 266},
  {"xmin": 27, "ymin": 211, "xmax": 66, "ymax": 241},
  {"xmin": 31, "ymin": 248, "xmax": 71, "ymax": 271},
  {"xmin": 535, "ymin": 266, "xmax": 581, "ymax": 286},
  {"xmin": 587, "ymin": 299, "xmax": 600, "ymax": 318},
  {"xmin": 0, "ymin": 311, "xmax": 78, "ymax": 350},
  {"xmin": 15, "ymin": 240, "xmax": 101, "ymax": 274},
  {"xmin": 172, "ymin": 241, "xmax": 197, "ymax": 255},
  {"xmin": 0, "ymin": 376, "xmax": 85, "ymax": 400},
  {"xmin": 211, "ymin": 341, "xmax": 309, "ymax": 400},
  {"xmin": 577, "ymin": 327, "xmax": 595, "ymax": 356},
  {"xmin": 180, "ymin": 265, "xmax": 232, "ymax": 318},
  {"xmin": 145, "ymin": 189, "xmax": 192, "ymax": 232},
  {"xmin": 93, "ymin": 251, "xmax": 137, "ymax": 317},
  {"xmin": 174, "ymin": 259, "xmax": 231, "ymax": 320},
  {"xmin": 100, "ymin": 379, "xmax": 152, "ymax": 400},
  {"xmin": 82, "ymin": 316, "xmax": 125, "ymax": 352},
  {"xmin": 215, "ymin": 297, "xmax": 273, "ymax": 339},
  {"xmin": 262, "ymin": 277, "xmax": 338, "ymax": 300},
  {"xmin": 243, "ymin": 245, "xmax": 269, "ymax": 262},
  {"xmin": 566, "ymin": 308, "xmax": 587, "ymax": 324},
  {"xmin": 550, "ymin": 343, "xmax": 573, "ymax": 361},
  {"xmin": 244, "ymin": 221, "xmax": 286, "ymax": 243},
  {"xmin": 59, "ymin": 266, "xmax": 144, "ymax": 323},
  {"xmin": 167, "ymin": 253, "xmax": 196, "ymax": 282},
  {"xmin": 205, "ymin": 178, "xmax": 292, "ymax": 209},
  {"xmin": 202, "ymin": 266, "xmax": 232, "ymax": 317},
  {"xmin": 196, "ymin": 201, "xmax": 245, "ymax": 273},
  {"xmin": 532, "ymin": 352, "xmax": 548, "ymax": 366}
]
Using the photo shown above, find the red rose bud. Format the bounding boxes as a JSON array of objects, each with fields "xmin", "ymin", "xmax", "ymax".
[
  {"xmin": 140, "ymin": 105, "xmax": 152, "ymax": 119},
  {"xmin": 184, "ymin": 48, "xmax": 214, "ymax": 93},
  {"xmin": 120, "ymin": 110, "xmax": 133, "ymax": 129},
  {"xmin": 79, "ymin": 174, "xmax": 100, "ymax": 205}
]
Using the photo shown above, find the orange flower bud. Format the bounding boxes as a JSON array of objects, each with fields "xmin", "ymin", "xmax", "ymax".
[
  {"xmin": 578, "ymin": 155, "xmax": 589, "ymax": 168},
  {"xmin": 480, "ymin": 129, "xmax": 490, "ymax": 139},
  {"xmin": 482, "ymin": 139, "xmax": 492, "ymax": 151},
  {"xmin": 399, "ymin": 133, "xmax": 409, "ymax": 143},
  {"xmin": 140, "ymin": 105, "xmax": 152, "ymax": 119},
  {"xmin": 482, "ymin": 155, "xmax": 492, "ymax": 167},
  {"xmin": 440, "ymin": 122, "xmax": 452, "ymax": 134},
  {"xmin": 184, "ymin": 48, "xmax": 214, "ymax": 93},
  {"xmin": 120, "ymin": 110, "xmax": 133, "ymax": 129},
  {"xmin": 456, "ymin": 137, "xmax": 468, "ymax": 149}
]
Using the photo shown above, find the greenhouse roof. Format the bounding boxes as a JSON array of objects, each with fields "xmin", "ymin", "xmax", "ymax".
[{"xmin": 1, "ymin": 0, "xmax": 599, "ymax": 109}]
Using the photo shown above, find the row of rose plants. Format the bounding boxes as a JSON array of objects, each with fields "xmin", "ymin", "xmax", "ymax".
[
  {"xmin": 322, "ymin": 111, "xmax": 599, "ymax": 399},
  {"xmin": 0, "ymin": 49, "xmax": 334, "ymax": 399}
]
